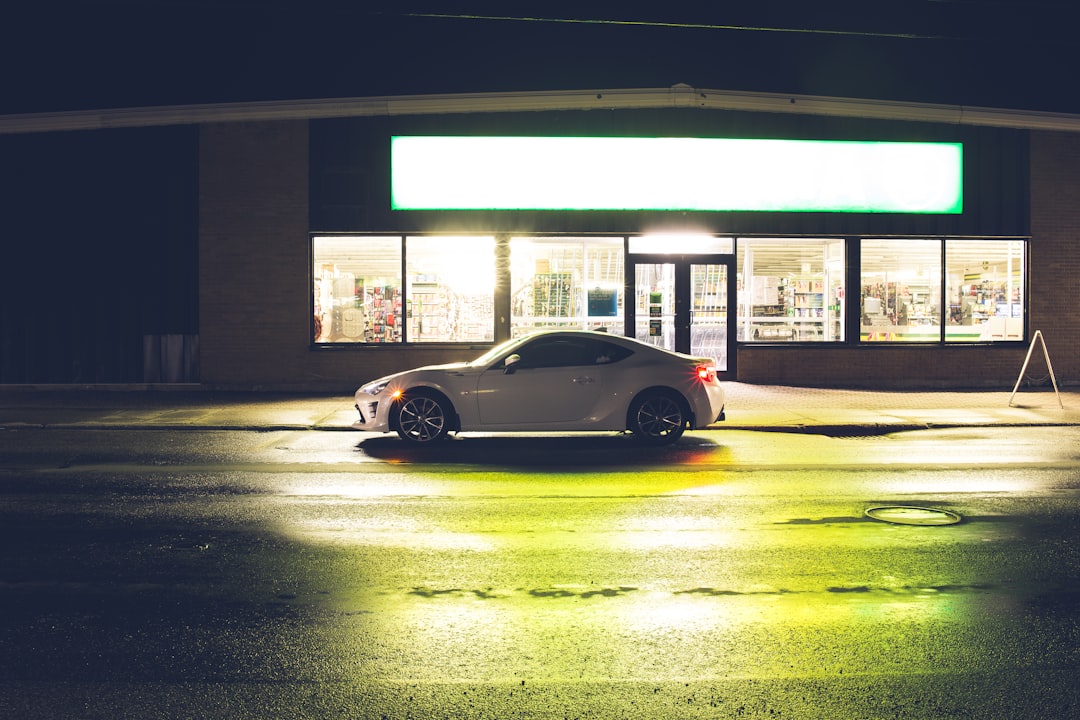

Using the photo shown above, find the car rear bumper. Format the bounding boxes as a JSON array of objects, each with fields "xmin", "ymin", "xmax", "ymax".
[{"xmin": 690, "ymin": 388, "xmax": 726, "ymax": 429}]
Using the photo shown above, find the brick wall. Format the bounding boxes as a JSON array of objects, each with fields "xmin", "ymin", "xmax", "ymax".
[
  {"xmin": 199, "ymin": 121, "xmax": 312, "ymax": 387},
  {"xmin": 1030, "ymin": 130, "xmax": 1080, "ymax": 386},
  {"xmin": 736, "ymin": 344, "xmax": 1028, "ymax": 389}
]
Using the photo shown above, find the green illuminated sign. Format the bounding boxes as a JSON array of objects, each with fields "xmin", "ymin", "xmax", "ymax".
[{"xmin": 391, "ymin": 136, "xmax": 963, "ymax": 213}]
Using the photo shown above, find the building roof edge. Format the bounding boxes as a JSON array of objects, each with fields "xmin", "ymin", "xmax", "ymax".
[{"xmin": 3, "ymin": 85, "xmax": 1080, "ymax": 135}]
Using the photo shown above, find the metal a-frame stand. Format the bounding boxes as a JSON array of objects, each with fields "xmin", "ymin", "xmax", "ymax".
[{"xmin": 1009, "ymin": 330, "xmax": 1063, "ymax": 408}]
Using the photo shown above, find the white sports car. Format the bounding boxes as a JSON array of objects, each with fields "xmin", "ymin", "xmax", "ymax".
[{"xmin": 353, "ymin": 330, "xmax": 725, "ymax": 445}]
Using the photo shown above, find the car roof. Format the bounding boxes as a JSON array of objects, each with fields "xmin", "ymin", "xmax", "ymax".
[
  {"xmin": 521, "ymin": 329, "xmax": 627, "ymax": 341},
  {"xmin": 518, "ymin": 329, "xmax": 672, "ymax": 354}
]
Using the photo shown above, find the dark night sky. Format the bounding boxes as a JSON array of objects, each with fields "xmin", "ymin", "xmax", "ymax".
[{"xmin": 4, "ymin": 0, "xmax": 1079, "ymax": 115}]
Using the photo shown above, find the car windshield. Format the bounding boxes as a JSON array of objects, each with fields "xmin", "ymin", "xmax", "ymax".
[{"xmin": 468, "ymin": 336, "xmax": 530, "ymax": 367}]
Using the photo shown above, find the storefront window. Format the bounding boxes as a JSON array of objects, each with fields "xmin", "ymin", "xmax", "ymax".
[
  {"xmin": 737, "ymin": 238, "xmax": 845, "ymax": 342},
  {"xmin": 405, "ymin": 236, "xmax": 495, "ymax": 342},
  {"xmin": 945, "ymin": 240, "xmax": 1025, "ymax": 343},
  {"xmin": 314, "ymin": 233, "xmax": 1025, "ymax": 350},
  {"xmin": 313, "ymin": 235, "xmax": 402, "ymax": 343},
  {"xmin": 313, "ymin": 234, "xmax": 496, "ymax": 344},
  {"xmin": 860, "ymin": 240, "xmax": 942, "ymax": 342},
  {"xmin": 629, "ymin": 234, "xmax": 733, "ymax": 254},
  {"xmin": 509, "ymin": 237, "xmax": 624, "ymax": 336}
]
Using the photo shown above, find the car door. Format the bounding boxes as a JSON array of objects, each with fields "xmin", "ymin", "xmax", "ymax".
[{"xmin": 475, "ymin": 336, "xmax": 607, "ymax": 426}]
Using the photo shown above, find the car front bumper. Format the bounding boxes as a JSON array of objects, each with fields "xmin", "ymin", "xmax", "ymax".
[{"xmin": 352, "ymin": 394, "xmax": 391, "ymax": 432}]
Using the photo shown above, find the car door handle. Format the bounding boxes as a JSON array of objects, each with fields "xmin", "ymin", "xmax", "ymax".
[{"xmin": 572, "ymin": 376, "xmax": 594, "ymax": 384}]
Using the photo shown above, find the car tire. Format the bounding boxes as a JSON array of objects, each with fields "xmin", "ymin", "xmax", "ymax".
[
  {"xmin": 394, "ymin": 391, "xmax": 451, "ymax": 443},
  {"xmin": 628, "ymin": 389, "xmax": 688, "ymax": 445}
]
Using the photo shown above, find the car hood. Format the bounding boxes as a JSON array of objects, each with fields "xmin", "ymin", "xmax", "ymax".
[
  {"xmin": 412, "ymin": 361, "xmax": 471, "ymax": 373},
  {"xmin": 381, "ymin": 361, "xmax": 472, "ymax": 382},
  {"xmin": 358, "ymin": 361, "xmax": 475, "ymax": 394}
]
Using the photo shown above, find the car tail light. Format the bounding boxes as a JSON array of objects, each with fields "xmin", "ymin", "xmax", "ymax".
[{"xmin": 696, "ymin": 364, "xmax": 716, "ymax": 382}]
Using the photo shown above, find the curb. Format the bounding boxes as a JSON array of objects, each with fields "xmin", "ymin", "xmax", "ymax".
[{"xmin": 6, "ymin": 420, "xmax": 1079, "ymax": 434}]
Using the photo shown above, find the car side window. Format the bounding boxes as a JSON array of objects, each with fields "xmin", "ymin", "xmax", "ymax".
[
  {"xmin": 514, "ymin": 337, "xmax": 634, "ymax": 369},
  {"xmin": 514, "ymin": 338, "xmax": 594, "ymax": 369},
  {"xmin": 593, "ymin": 340, "xmax": 633, "ymax": 364}
]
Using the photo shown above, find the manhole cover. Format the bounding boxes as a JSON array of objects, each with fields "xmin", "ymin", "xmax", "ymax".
[{"xmin": 864, "ymin": 505, "xmax": 962, "ymax": 526}]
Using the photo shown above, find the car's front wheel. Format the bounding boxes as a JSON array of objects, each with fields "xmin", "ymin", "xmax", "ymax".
[
  {"xmin": 629, "ymin": 390, "xmax": 688, "ymax": 445},
  {"xmin": 394, "ymin": 392, "xmax": 451, "ymax": 443}
]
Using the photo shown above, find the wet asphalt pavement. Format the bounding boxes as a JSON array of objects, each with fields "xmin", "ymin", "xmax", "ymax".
[{"xmin": 1, "ymin": 386, "xmax": 1079, "ymax": 718}]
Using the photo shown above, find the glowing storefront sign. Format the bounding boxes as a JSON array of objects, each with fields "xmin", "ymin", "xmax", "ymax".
[{"xmin": 391, "ymin": 136, "xmax": 963, "ymax": 214}]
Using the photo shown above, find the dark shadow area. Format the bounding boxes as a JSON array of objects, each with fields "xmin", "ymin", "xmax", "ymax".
[
  {"xmin": 754, "ymin": 424, "xmax": 925, "ymax": 438},
  {"xmin": 356, "ymin": 432, "xmax": 725, "ymax": 468},
  {"xmin": 0, "ymin": 507, "xmax": 309, "ymax": 686}
]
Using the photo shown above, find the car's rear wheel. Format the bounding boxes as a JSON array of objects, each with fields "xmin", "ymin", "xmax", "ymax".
[
  {"xmin": 629, "ymin": 390, "xmax": 688, "ymax": 445},
  {"xmin": 394, "ymin": 392, "xmax": 451, "ymax": 443}
]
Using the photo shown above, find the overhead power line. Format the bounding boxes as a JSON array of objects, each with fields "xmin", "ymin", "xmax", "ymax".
[{"xmin": 392, "ymin": 11, "xmax": 949, "ymax": 41}]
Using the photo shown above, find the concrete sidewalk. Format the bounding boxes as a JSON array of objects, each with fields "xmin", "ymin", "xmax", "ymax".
[
  {"xmin": 0, "ymin": 383, "xmax": 1077, "ymax": 433},
  {"xmin": 721, "ymin": 383, "xmax": 1079, "ymax": 434}
]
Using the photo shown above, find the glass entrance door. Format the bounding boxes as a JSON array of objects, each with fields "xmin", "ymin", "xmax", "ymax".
[
  {"xmin": 690, "ymin": 261, "xmax": 730, "ymax": 370},
  {"xmin": 630, "ymin": 255, "xmax": 734, "ymax": 375}
]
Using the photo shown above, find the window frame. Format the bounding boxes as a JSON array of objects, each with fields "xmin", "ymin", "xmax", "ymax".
[
  {"xmin": 858, "ymin": 238, "xmax": 944, "ymax": 343},
  {"xmin": 508, "ymin": 236, "xmax": 626, "ymax": 337},
  {"xmin": 855, "ymin": 236, "xmax": 1028, "ymax": 345},
  {"xmin": 736, "ymin": 237, "xmax": 847, "ymax": 344},
  {"xmin": 311, "ymin": 233, "xmax": 1030, "ymax": 350},
  {"xmin": 312, "ymin": 234, "xmax": 404, "ymax": 345},
  {"xmin": 311, "ymin": 233, "xmax": 497, "ymax": 346},
  {"xmin": 942, "ymin": 238, "xmax": 1027, "ymax": 344}
]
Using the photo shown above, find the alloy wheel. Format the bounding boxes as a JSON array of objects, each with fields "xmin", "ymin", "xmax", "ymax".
[
  {"xmin": 632, "ymin": 393, "xmax": 686, "ymax": 444},
  {"xmin": 397, "ymin": 396, "xmax": 448, "ymax": 442}
]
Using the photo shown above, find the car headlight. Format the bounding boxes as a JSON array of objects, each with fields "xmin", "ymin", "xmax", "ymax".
[{"xmin": 360, "ymin": 378, "xmax": 392, "ymax": 396}]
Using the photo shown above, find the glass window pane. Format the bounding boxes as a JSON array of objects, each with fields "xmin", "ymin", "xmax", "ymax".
[
  {"xmin": 313, "ymin": 235, "xmax": 402, "ymax": 343},
  {"xmin": 633, "ymin": 262, "xmax": 676, "ymax": 350},
  {"xmin": 691, "ymin": 263, "xmax": 729, "ymax": 370},
  {"xmin": 860, "ymin": 239, "xmax": 942, "ymax": 342},
  {"xmin": 509, "ymin": 237, "xmax": 624, "ymax": 336},
  {"xmin": 406, "ymin": 236, "xmax": 495, "ymax": 342},
  {"xmin": 629, "ymin": 234, "xmax": 733, "ymax": 254},
  {"xmin": 736, "ymin": 238, "xmax": 845, "ymax": 342},
  {"xmin": 945, "ymin": 240, "xmax": 1025, "ymax": 343}
]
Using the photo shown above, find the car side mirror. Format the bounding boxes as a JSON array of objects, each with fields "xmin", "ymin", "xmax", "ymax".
[{"xmin": 503, "ymin": 354, "xmax": 521, "ymax": 374}]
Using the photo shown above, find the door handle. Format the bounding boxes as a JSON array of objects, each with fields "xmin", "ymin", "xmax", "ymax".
[{"xmin": 572, "ymin": 376, "xmax": 594, "ymax": 384}]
